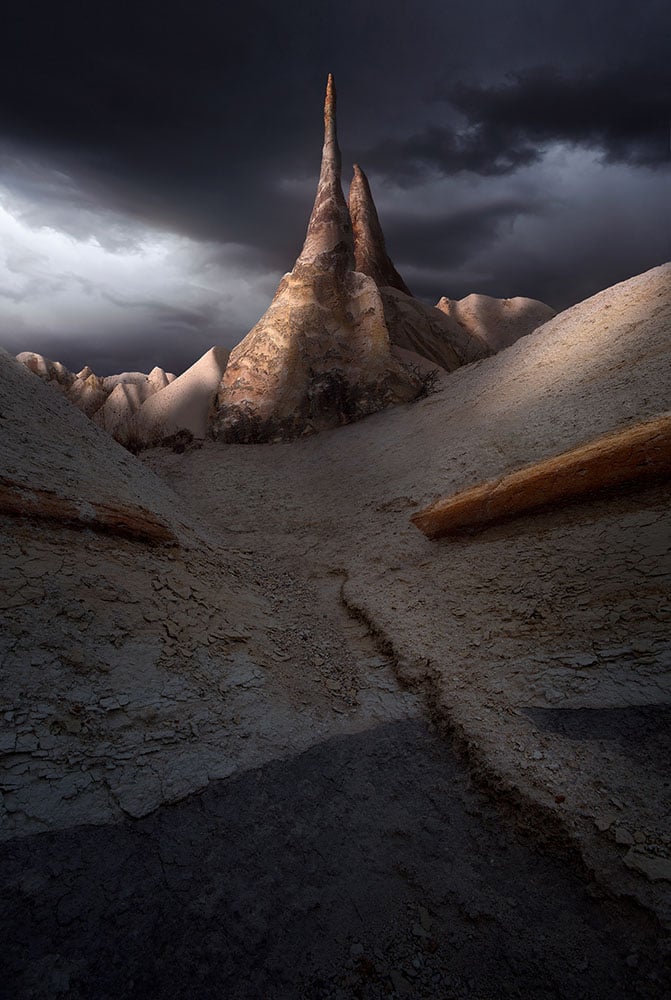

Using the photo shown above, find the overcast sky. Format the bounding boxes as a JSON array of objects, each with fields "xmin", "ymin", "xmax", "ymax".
[{"xmin": 0, "ymin": 0, "xmax": 668, "ymax": 375}]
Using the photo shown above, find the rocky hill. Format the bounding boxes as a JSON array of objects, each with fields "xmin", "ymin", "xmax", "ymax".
[{"xmin": 1, "ymin": 73, "xmax": 669, "ymax": 1000}]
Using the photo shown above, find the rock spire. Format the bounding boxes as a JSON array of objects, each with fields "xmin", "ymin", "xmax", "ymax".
[
  {"xmin": 348, "ymin": 163, "xmax": 412, "ymax": 295},
  {"xmin": 295, "ymin": 73, "xmax": 354, "ymax": 271},
  {"xmin": 212, "ymin": 75, "xmax": 423, "ymax": 443}
]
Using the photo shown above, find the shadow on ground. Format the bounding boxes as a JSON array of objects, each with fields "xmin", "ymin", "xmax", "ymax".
[{"xmin": 1, "ymin": 719, "xmax": 667, "ymax": 999}]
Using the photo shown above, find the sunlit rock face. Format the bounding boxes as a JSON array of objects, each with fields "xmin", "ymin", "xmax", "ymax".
[
  {"xmin": 15, "ymin": 351, "xmax": 107, "ymax": 417},
  {"xmin": 93, "ymin": 379, "xmax": 158, "ymax": 439},
  {"xmin": 436, "ymin": 294, "xmax": 556, "ymax": 353},
  {"xmin": 16, "ymin": 351, "xmax": 75, "ymax": 390},
  {"xmin": 67, "ymin": 372, "xmax": 109, "ymax": 417},
  {"xmin": 92, "ymin": 369, "xmax": 176, "ymax": 443},
  {"xmin": 135, "ymin": 345, "xmax": 229, "ymax": 445},
  {"xmin": 213, "ymin": 76, "xmax": 423, "ymax": 443}
]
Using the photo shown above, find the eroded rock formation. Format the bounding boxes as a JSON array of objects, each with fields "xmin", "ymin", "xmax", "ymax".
[
  {"xmin": 345, "ymin": 170, "xmax": 492, "ymax": 371},
  {"xmin": 213, "ymin": 76, "xmax": 423, "ymax": 443},
  {"xmin": 349, "ymin": 163, "xmax": 412, "ymax": 295},
  {"xmin": 381, "ymin": 286, "xmax": 492, "ymax": 371},
  {"xmin": 15, "ymin": 351, "xmax": 177, "ymax": 443}
]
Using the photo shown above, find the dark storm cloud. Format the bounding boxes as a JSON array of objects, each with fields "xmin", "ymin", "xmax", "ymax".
[
  {"xmin": 0, "ymin": 0, "xmax": 669, "ymax": 371},
  {"xmin": 362, "ymin": 64, "xmax": 671, "ymax": 179},
  {"xmin": 2, "ymin": 0, "xmax": 667, "ymax": 249},
  {"xmin": 385, "ymin": 198, "xmax": 540, "ymax": 270}
]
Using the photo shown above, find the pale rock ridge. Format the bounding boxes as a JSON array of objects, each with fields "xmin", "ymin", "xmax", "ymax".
[
  {"xmin": 348, "ymin": 163, "xmax": 412, "ymax": 295},
  {"xmin": 16, "ymin": 351, "xmax": 75, "ymax": 390},
  {"xmin": 102, "ymin": 371, "xmax": 152, "ymax": 394},
  {"xmin": 93, "ymin": 380, "xmax": 158, "ymax": 439},
  {"xmin": 214, "ymin": 76, "xmax": 423, "ymax": 443},
  {"xmin": 14, "ymin": 351, "xmax": 176, "ymax": 442},
  {"xmin": 381, "ymin": 286, "xmax": 493, "ymax": 371},
  {"xmin": 436, "ymin": 293, "xmax": 556, "ymax": 353},
  {"xmin": 148, "ymin": 366, "xmax": 174, "ymax": 393},
  {"xmin": 67, "ymin": 372, "xmax": 109, "ymax": 417},
  {"xmin": 16, "ymin": 351, "xmax": 107, "ymax": 417},
  {"xmin": 136, "ymin": 345, "xmax": 230, "ymax": 445}
]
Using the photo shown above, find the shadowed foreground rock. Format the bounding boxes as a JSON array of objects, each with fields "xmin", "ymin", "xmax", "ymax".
[
  {"xmin": 213, "ymin": 76, "xmax": 423, "ymax": 443},
  {"xmin": 0, "ymin": 474, "xmax": 176, "ymax": 543}
]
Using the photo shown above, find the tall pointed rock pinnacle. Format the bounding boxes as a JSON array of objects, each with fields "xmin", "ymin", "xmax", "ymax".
[
  {"xmin": 348, "ymin": 164, "xmax": 412, "ymax": 295},
  {"xmin": 212, "ymin": 76, "xmax": 424, "ymax": 443},
  {"xmin": 296, "ymin": 73, "xmax": 353, "ymax": 269}
]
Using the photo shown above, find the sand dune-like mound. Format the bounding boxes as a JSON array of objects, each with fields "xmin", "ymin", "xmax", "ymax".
[
  {"xmin": 93, "ymin": 379, "xmax": 158, "ymax": 438},
  {"xmin": 15, "ymin": 352, "xmax": 176, "ymax": 441},
  {"xmin": 136, "ymin": 345, "xmax": 230, "ymax": 444},
  {"xmin": 436, "ymin": 293, "xmax": 556, "ymax": 352}
]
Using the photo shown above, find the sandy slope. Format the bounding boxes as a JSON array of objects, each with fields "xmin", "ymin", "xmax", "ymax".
[
  {"xmin": 0, "ymin": 348, "xmax": 420, "ymax": 838},
  {"xmin": 0, "ymin": 265, "xmax": 670, "ymax": 997},
  {"xmin": 147, "ymin": 263, "xmax": 671, "ymax": 924},
  {"xmin": 0, "ymin": 347, "xmax": 192, "ymax": 539}
]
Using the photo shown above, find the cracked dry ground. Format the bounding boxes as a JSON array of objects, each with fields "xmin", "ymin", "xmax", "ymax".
[{"xmin": 2, "ymin": 472, "xmax": 669, "ymax": 998}]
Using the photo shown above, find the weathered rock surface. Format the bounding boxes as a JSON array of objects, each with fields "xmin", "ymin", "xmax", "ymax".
[
  {"xmin": 16, "ymin": 351, "xmax": 112, "ymax": 418},
  {"xmin": 345, "ymin": 165, "xmax": 494, "ymax": 372},
  {"xmin": 148, "ymin": 365, "xmax": 176, "ymax": 392},
  {"xmin": 101, "ymin": 370, "xmax": 151, "ymax": 394},
  {"xmin": 214, "ymin": 75, "xmax": 423, "ymax": 443},
  {"xmin": 2, "ymin": 265, "xmax": 671, "ymax": 993},
  {"xmin": 349, "ymin": 163, "xmax": 412, "ymax": 295},
  {"xmin": 0, "ymin": 474, "xmax": 177, "ymax": 543},
  {"xmin": 16, "ymin": 351, "xmax": 74, "ymax": 388},
  {"xmin": 390, "ymin": 344, "xmax": 448, "ymax": 378},
  {"xmin": 294, "ymin": 72, "xmax": 353, "ymax": 273},
  {"xmin": 436, "ymin": 293, "xmax": 556, "ymax": 352},
  {"xmin": 93, "ymin": 380, "xmax": 157, "ymax": 439},
  {"xmin": 0, "ymin": 341, "xmax": 419, "ymax": 844},
  {"xmin": 67, "ymin": 372, "xmax": 109, "ymax": 417},
  {"xmin": 136, "ymin": 345, "xmax": 229, "ymax": 445},
  {"xmin": 151, "ymin": 261, "xmax": 671, "ymax": 933}
]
